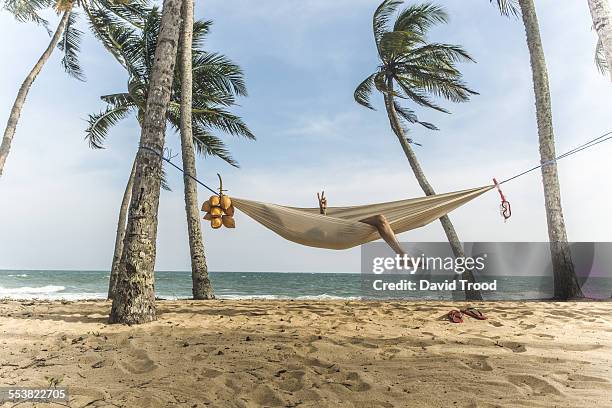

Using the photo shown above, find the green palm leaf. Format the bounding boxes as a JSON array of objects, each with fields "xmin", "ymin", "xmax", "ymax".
[
  {"xmin": 490, "ymin": 0, "xmax": 520, "ymax": 17},
  {"xmin": 85, "ymin": 9, "xmax": 254, "ymax": 166},
  {"xmin": 57, "ymin": 12, "xmax": 84, "ymax": 80},
  {"xmin": 85, "ymin": 105, "xmax": 132, "ymax": 149},
  {"xmin": 393, "ymin": 3, "xmax": 448, "ymax": 35},
  {"xmin": 3, "ymin": 0, "xmax": 53, "ymax": 28},
  {"xmin": 373, "ymin": 0, "xmax": 403, "ymax": 58},
  {"xmin": 354, "ymin": 73, "xmax": 377, "ymax": 109}
]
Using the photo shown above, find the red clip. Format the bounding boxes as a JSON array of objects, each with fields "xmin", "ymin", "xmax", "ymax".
[{"xmin": 493, "ymin": 178, "xmax": 511, "ymax": 221}]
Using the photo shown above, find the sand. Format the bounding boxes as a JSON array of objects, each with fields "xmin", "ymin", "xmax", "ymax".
[{"xmin": 0, "ymin": 300, "xmax": 611, "ymax": 407}]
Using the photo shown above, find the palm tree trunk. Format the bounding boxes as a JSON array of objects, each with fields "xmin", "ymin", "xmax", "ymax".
[
  {"xmin": 179, "ymin": 0, "xmax": 214, "ymax": 300},
  {"xmin": 588, "ymin": 0, "xmax": 612, "ymax": 80},
  {"xmin": 383, "ymin": 80, "xmax": 482, "ymax": 301},
  {"xmin": 518, "ymin": 0, "xmax": 583, "ymax": 299},
  {"xmin": 107, "ymin": 158, "xmax": 137, "ymax": 300},
  {"xmin": 0, "ymin": 11, "xmax": 71, "ymax": 178},
  {"xmin": 109, "ymin": 0, "xmax": 183, "ymax": 324}
]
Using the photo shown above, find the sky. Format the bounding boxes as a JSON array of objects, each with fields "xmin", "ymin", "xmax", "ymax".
[{"xmin": 0, "ymin": 0, "xmax": 611, "ymax": 273}]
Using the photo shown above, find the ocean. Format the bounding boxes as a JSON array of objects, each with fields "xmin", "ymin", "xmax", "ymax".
[{"xmin": 1, "ymin": 270, "xmax": 611, "ymax": 300}]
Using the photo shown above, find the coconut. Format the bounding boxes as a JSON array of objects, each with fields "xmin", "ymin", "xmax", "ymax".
[
  {"xmin": 209, "ymin": 195, "xmax": 221, "ymax": 207},
  {"xmin": 203, "ymin": 212, "xmax": 213, "ymax": 221},
  {"xmin": 220, "ymin": 195, "xmax": 232, "ymax": 210},
  {"xmin": 222, "ymin": 215, "xmax": 236, "ymax": 228},
  {"xmin": 210, "ymin": 206, "xmax": 223, "ymax": 217},
  {"xmin": 201, "ymin": 200, "xmax": 211, "ymax": 212},
  {"xmin": 224, "ymin": 205, "xmax": 235, "ymax": 216},
  {"xmin": 211, "ymin": 217, "xmax": 223, "ymax": 229}
]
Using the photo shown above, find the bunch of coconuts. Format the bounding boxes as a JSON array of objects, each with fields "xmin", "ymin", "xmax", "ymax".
[{"xmin": 201, "ymin": 194, "xmax": 235, "ymax": 229}]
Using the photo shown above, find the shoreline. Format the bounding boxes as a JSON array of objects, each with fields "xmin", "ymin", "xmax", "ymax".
[{"xmin": 1, "ymin": 300, "xmax": 611, "ymax": 407}]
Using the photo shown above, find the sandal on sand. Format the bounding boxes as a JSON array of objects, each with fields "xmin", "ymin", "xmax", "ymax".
[
  {"xmin": 448, "ymin": 310, "xmax": 463, "ymax": 323},
  {"xmin": 461, "ymin": 307, "xmax": 487, "ymax": 320}
]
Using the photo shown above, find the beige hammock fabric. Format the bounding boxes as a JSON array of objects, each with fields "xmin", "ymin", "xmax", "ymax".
[{"xmin": 232, "ymin": 185, "xmax": 494, "ymax": 250}]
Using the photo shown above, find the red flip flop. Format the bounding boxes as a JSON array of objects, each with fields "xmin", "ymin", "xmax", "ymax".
[
  {"xmin": 461, "ymin": 308, "xmax": 487, "ymax": 320},
  {"xmin": 448, "ymin": 310, "xmax": 463, "ymax": 323}
]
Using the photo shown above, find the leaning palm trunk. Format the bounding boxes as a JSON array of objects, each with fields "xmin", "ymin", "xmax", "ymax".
[
  {"xmin": 588, "ymin": 0, "xmax": 612, "ymax": 79},
  {"xmin": 107, "ymin": 158, "xmax": 136, "ymax": 300},
  {"xmin": 383, "ymin": 81, "xmax": 482, "ymax": 301},
  {"xmin": 109, "ymin": 0, "xmax": 183, "ymax": 324},
  {"xmin": 179, "ymin": 0, "xmax": 214, "ymax": 299},
  {"xmin": 518, "ymin": 0, "xmax": 583, "ymax": 299},
  {"xmin": 0, "ymin": 11, "xmax": 71, "ymax": 178}
]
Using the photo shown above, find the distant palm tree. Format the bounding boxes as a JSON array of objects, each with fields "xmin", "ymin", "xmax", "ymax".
[
  {"xmin": 0, "ymin": 0, "xmax": 147, "ymax": 177},
  {"xmin": 354, "ymin": 0, "xmax": 481, "ymax": 300},
  {"xmin": 587, "ymin": 0, "xmax": 612, "ymax": 79},
  {"xmin": 85, "ymin": 9, "xmax": 253, "ymax": 301},
  {"xmin": 489, "ymin": 0, "xmax": 583, "ymax": 299},
  {"xmin": 179, "ymin": 0, "xmax": 210, "ymax": 300}
]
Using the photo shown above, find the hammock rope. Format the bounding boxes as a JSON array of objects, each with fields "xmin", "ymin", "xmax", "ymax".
[{"xmin": 498, "ymin": 130, "xmax": 612, "ymax": 185}]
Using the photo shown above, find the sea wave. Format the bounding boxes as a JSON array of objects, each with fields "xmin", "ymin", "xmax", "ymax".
[
  {"xmin": 0, "ymin": 285, "xmax": 107, "ymax": 300},
  {"xmin": 0, "ymin": 285, "xmax": 65, "ymax": 295},
  {"xmin": 7, "ymin": 274, "xmax": 29, "ymax": 277}
]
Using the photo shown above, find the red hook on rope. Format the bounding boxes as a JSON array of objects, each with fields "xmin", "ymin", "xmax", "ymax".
[{"xmin": 493, "ymin": 178, "xmax": 511, "ymax": 221}]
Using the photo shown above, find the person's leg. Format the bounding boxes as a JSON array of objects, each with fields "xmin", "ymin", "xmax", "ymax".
[{"xmin": 360, "ymin": 214, "xmax": 406, "ymax": 256}]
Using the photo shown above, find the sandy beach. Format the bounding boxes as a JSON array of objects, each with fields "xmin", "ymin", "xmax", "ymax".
[{"xmin": 0, "ymin": 300, "xmax": 610, "ymax": 407}]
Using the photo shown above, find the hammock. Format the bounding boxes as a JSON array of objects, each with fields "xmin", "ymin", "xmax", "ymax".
[
  {"xmin": 147, "ymin": 130, "xmax": 611, "ymax": 250},
  {"xmin": 232, "ymin": 185, "xmax": 493, "ymax": 250}
]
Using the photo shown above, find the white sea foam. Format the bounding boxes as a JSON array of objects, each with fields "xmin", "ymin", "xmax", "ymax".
[
  {"xmin": 0, "ymin": 285, "xmax": 106, "ymax": 300},
  {"xmin": 7, "ymin": 274, "xmax": 28, "ymax": 277}
]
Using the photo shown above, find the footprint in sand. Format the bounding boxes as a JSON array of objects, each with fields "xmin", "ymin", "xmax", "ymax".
[
  {"xmin": 276, "ymin": 369, "xmax": 305, "ymax": 392},
  {"xmin": 249, "ymin": 384, "xmax": 285, "ymax": 406},
  {"xmin": 118, "ymin": 346, "xmax": 157, "ymax": 374},
  {"xmin": 507, "ymin": 374, "xmax": 563, "ymax": 396},
  {"xmin": 460, "ymin": 355, "xmax": 493, "ymax": 372}
]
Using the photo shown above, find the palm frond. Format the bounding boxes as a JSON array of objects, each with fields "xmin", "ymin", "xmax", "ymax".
[
  {"xmin": 379, "ymin": 30, "xmax": 425, "ymax": 61},
  {"xmin": 85, "ymin": 105, "xmax": 132, "ymax": 148},
  {"xmin": 393, "ymin": 101, "xmax": 438, "ymax": 130},
  {"xmin": 95, "ymin": 0, "xmax": 149, "ymax": 27},
  {"xmin": 354, "ymin": 73, "xmax": 377, "ymax": 109},
  {"xmin": 84, "ymin": 4, "xmax": 142, "ymax": 71},
  {"xmin": 406, "ymin": 43, "xmax": 475, "ymax": 64},
  {"xmin": 3, "ymin": 0, "xmax": 52, "ymax": 27},
  {"xmin": 373, "ymin": 0, "xmax": 403, "ymax": 54},
  {"xmin": 101, "ymin": 92, "xmax": 134, "ymax": 108},
  {"xmin": 192, "ymin": 107, "xmax": 255, "ymax": 140},
  {"xmin": 192, "ymin": 19, "xmax": 212, "ymax": 49},
  {"xmin": 57, "ymin": 12, "xmax": 84, "ymax": 80},
  {"xmin": 192, "ymin": 52, "xmax": 247, "ymax": 96},
  {"xmin": 490, "ymin": 0, "xmax": 520, "ymax": 17},
  {"xmin": 394, "ymin": 3, "xmax": 448, "ymax": 35},
  {"xmin": 160, "ymin": 166, "xmax": 171, "ymax": 191},
  {"xmin": 395, "ymin": 79, "xmax": 448, "ymax": 113},
  {"xmin": 192, "ymin": 126, "xmax": 239, "ymax": 167},
  {"xmin": 595, "ymin": 39, "xmax": 609, "ymax": 75}
]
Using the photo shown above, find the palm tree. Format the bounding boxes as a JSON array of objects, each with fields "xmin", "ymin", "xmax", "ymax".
[
  {"xmin": 0, "ymin": 0, "xmax": 147, "ymax": 177},
  {"xmin": 179, "ymin": 0, "xmax": 210, "ymax": 300},
  {"xmin": 107, "ymin": 0, "xmax": 183, "ymax": 324},
  {"xmin": 355, "ymin": 0, "xmax": 481, "ymax": 300},
  {"xmin": 588, "ymin": 0, "xmax": 612, "ymax": 79},
  {"xmin": 87, "ymin": 9, "xmax": 253, "ymax": 302},
  {"xmin": 489, "ymin": 0, "xmax": 583, "ymax": 299}
]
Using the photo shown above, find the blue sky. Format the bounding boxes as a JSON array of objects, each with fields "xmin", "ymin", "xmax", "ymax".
[{"xmin": 0, "ymin": 0, "xmax": 611, "ymax": 272}]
